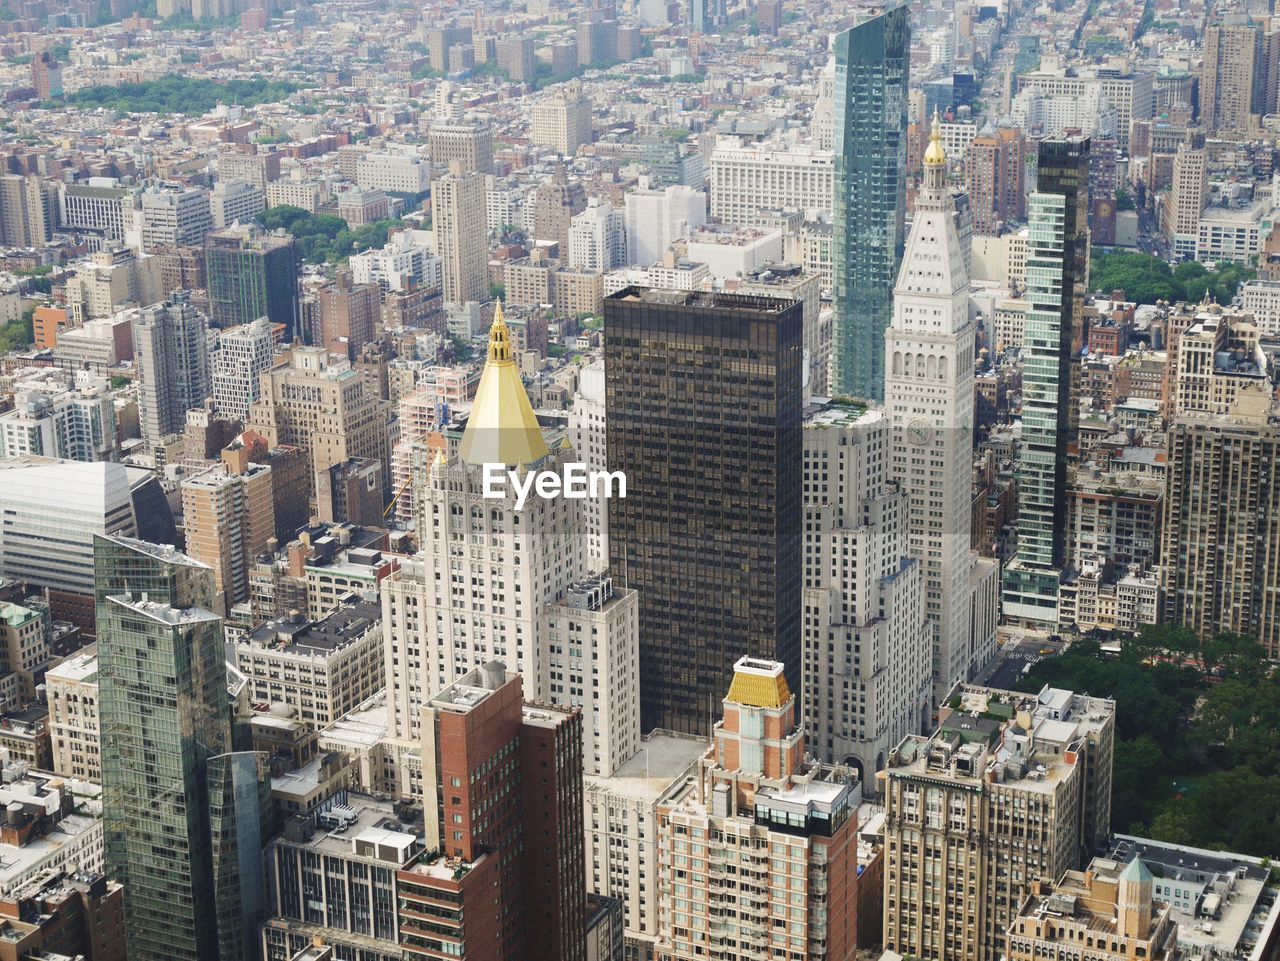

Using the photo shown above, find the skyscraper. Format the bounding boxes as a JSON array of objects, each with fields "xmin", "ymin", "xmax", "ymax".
[
  {"xmin": 381, "ymin": 306, "xmax": 639, "ymax": 778},
  {"xmin": 211, "ymin": 317, "xmax": 275, "ymax": 420},
  {"xmin": 204, "ymin": 223, "xmax": 300, "ymax": 334},
  {"xmin": 1200, "ymin": 14, "xmax": 1266, "ymax": 136},
  {"xmin": 605, "ymin": 288, "xmax": 802, "ymax": 735},
  {"xmin": 1002, "ymin": 138, "xmax": 1089, "ymax": 628},
  {"xmin": 886, "ymin": 117, "xmax": 990, "ymax": 699},
  {"xmin": 831, "ymin": 4, "xmax": 909, "ymax": 401},
  {"xmin": 397, "ymin": 663, "xmax": 586, "ymax": 961},
  {"xmin": 653, "ymin": 657, "xmax": 861, "ymax": 960},
  {"xmin": 965, "ymin": 127, "xmax": 1026, "ymax": 235},
  {"xmin": 803, "ymin": 400, "xmax": 930, "ymax": 778},
  {"xmin": 431, "ymin": 168, "xmax": 489, "ymax": 305},
  {"xmin": 314, "ymin": 273, "xmax": 380, "ymax": 359},
  {"xmin": 95, "ymin": 534, "xmax": 263, "ymax": 961},
  {"xmin": 133, "ymin": 294, "xmax": 211, "ymax": 451}
]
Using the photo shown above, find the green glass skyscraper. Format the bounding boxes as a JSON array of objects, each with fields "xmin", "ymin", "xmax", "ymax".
[
  {"xmin": 205, "ymin": 223, "xmax": 300, "ymax": 335},
  {"xmin": 831, "ymin": 4, "xmax": 909, "ymax": 401},
  {"xmin": 1002, "ymin": 138, "xmax": 1090, "ymax": 626},
  {"xmin": 95, "ymin": 534, "xmax": 265, "ymax": 961}
]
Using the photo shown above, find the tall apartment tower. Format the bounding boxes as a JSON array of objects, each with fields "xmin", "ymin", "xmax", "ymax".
[
  {"xmin": 94, "ymin": 534, "xmax": 267, "ymax": 961},
  {"xmin": 431, "ymin": 168, "xmax": 488, "ymax": 305},
  {"xmin": 428, "ymin": 119, "xmax": 494, "ymax": 175},
  {"xmin": 1201, "ymin": 14, "xmax": 1264, "ymax": 136},
  {"xmin": 1163, "ymin": 306, "xmax": 1280, "ymax": 657},
  {"xmin": 886, "ymin": 117, "xmax": 989, "ymax": 699},
  {"xmin": 654, "ymin": 657, "xmax": 862, "ymax": 960},
  {"xmin": 204, "ymin": 224, "xmax": 300, "ymax": 334},
  {"xmin": 140, "ymin": 186, "xmax": 213, "ymax": 252},
  {"xmin": 831, "ymin": 4, "xmax": 910, "ymax": 401},
  {"xmin": 882, "ymin": 684, "xmax": 1116, "ymax": 961},
  {"xmin": 133, "ymin": 294, "xmax": 211, "ymax": 451},
  {"xmin": 246, "ymin": 346, "xmax": 386, "ymax": 480},
  {"xmin": 397, "ymin": 663, "xmax": 586, "ymax": 961},
  {"xmin": 530, "ymin": 80, "xmax": 594, "ymax": 157},
  {"xmin": 965, "ymin": 127, "xmax": 1025, "ymax": 235},
  {"xmin": 0, "ymin": 174, "xmax": 56, "ymax": 248},
  {"xmin": 803, "ymin": 400, "xmax": 930, "ymax": 779},
  {"xmin": 381, "ymin": 306, "xmax": 639, "ymax": 780},
  {"xmin": 1166, "ymin": 145, "xmax": 1206, "ymax": 260},
  {"xmin": 211, "ymin": 317, "xmax": 275, "ymax": 420},
  {"xmin": 314, "ymin": 273, "xmax": 380, "ymax": 359},
  {"xmin": 604, "ymin": 288, "xmax": 802, "ymax": 736},
  {"xmin": 181, "ymin": 449, "xmax": 276, "ymax": 615},
  {"xmin": 1002, "ymin": 138, "xmax": 1089, "ymax": 628}
]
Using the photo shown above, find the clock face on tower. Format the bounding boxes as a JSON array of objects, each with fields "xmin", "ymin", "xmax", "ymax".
[{"xmin": 907, "ymin": 420, "xmax": 934, "ymax": 446}]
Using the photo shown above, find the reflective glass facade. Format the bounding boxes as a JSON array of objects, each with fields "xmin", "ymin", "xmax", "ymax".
[
  {"xmin": 831, "ymin": 4, "xmax": 909, "ymax": 401},
  {"xmin": 604, "ymin": 288, "xmax": 803, "ymax": 736},
  {"xmin": 1002, "ymin": 138, "xmax": 1090, "ymax": 625}
]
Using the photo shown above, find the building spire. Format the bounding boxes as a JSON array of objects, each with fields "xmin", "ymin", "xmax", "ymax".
[
  {"xmin": 457, "ymin": 301, "xmax": 551, "ymax": 469},
  {"xmin": 923, "ymin": 108, "xmax": 947, "ymax": 194}
]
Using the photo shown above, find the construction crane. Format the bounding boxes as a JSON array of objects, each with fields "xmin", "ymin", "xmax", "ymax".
[{"xmin": 383, "ymin": 473, "xmax": 414, "ymax": 519}]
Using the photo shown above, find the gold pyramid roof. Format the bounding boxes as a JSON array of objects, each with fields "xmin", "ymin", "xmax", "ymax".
[
  {"xmin": 458, "ymin": 302, "xmax": 550, "ymax": 469},
  {"xmin": 924, "ymin": 109, "xmax": 946, "ymax": 167}
]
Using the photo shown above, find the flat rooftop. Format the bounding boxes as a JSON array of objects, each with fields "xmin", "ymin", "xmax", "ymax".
[
  {"xmin": 240, "ymin": 600, "xmax": 381, "ymax": 657},
  {"xmin": 585, "ymin": 731, "xmax": 710, "ymax": 803}
]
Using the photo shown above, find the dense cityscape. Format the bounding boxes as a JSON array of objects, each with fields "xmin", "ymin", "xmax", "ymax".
[{"xmin": 0, "ymin": 0, "xmax": 1275, "ymax": 959}]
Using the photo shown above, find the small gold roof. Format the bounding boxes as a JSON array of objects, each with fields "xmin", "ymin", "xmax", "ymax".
[
  {"xmin": 725, "ymin": 657, "xmax": 791, "ymax": 709},
  {"xmin": 458, "ymin": 302, "xmax": 550, "ymax": 469},
  {"xmin": 924, "ymin": 109, "xmax": 946, "ymax": 167}
]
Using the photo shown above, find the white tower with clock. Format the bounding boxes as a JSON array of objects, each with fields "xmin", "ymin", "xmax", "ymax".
[{"xmin": 885, "ymin": 113, "xmax": 979, "ymax": 702}]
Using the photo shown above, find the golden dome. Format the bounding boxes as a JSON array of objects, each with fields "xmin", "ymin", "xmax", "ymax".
[
  {"xmin": 457, "ymin": 301, "xmax": 551, "ymax": 469},
  {"xmin": 923, "ymin": 110, "xmax": 946, "ymax": 167}
]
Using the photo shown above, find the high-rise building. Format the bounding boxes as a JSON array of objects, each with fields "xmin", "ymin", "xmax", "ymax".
[
  {"xmin": 381, "ymin": 307, "xmax": 638, "ymax": 779},
  {"xmin": 569, "ymin": 360, "xmax": 609, "ymax": 572},
  {"xmin": 605, "ymin": 288, "xmax": 802, "ymax": 735},
  {"xmin": 886, "ymin": 117, "xmax": 992, "ymax": 698},
  {"xmin": 653, "ymin": 657, "xmax": 862, "ymax": 960},
  {"xmin": 802, "ymin": 400, "xmax": 930, "ymax": 777},
  {"xmin": 831, "ymin": 5, "xmax": 910, "ymax": 401},
  {"xmin": 882, "ymin": 684, "xmax": 1116, "ymax": 961},
  {"xmin": 1201, "ymin": 14, "xmax": 1265, "ymax": 136},
  {"xmin": 59, "ymin": 180, "xmax": 131, "ymax": 244},
  {"xmin": 46, "ymin": 646, "xmax": 101, "ymax": 781},
  {"xmin": 965, "ymin": 127, "xmax": 1026, "ymax": 235},
  {"xmin": 531, "ymin": 170, "xmax": 587, "ymax": 252},
  {"xmin": 427, "ymin": 119, "xmax": 494, "ymax": 174},
  {"xmin": 0, "ymin": 371, "xmax": 118, "ymax": 463},
  {"xmin": 181, "ymin": 450, "xmax": 276, "ymax": 615},
  {"xmin": 209, "ymin": 179, "xmax": 265, "ymax": 228},
  {"xmin": 140, "ymin": 186, "xmax": 213, "ymax": 252},
  {"xmin": 314, "ymin": 273, "xmax": 380, "ymax": 359},
  {"xmin": 1002, "ymin": 138, "xmax": 1089, "ymax": 628},
  {"xmin": 1163, "ymin": 306, "xmax": 1280, "ymax": 656},
  {"xmin": 0, "ymin": 174, "xmax": 56, "ymax": 248},
  {"xmin": 205, "ymin": 223, "xmax": 300, "ymax": 334},
  {"xmin": 397, "ymin": 663, "xmax": 586, "ymax": 961},
  {"xmin": 95, "ymin": 534, "xmax": 265, "ymax": 961},
  {"xmin": 623, "ymin": 178, "xmax": 706, "ymax": 267},
  {"xmin": 568, "ymin": 198, "xmax": 627, "ymax": 271},
  {"xmin": 132, "ymin": 294, "xmax": 211, "ymax": 451},
  {"xmin": 211, "ymin": 317, "xmax": 275, "ymax": 420},
  {"xmin": 31, "ymin": 51, "xmax": 63, "ymax": 98},
  {"xmin": 530, "ymin": 81, "xmax": 594, "ymax": 157},
  {"xmin": 496, "ymin": 35, "xmax": 536, "ymax": 81},
  {"xmin": 431, "ymin": 169, "xmax": 489, "ymax": 305},
  {"xmin": 1165, "ymin": 145, "xmax": 1206, "ymax": 260},
  {"xmin": 247, "ymin": 346, "xmax": 386, "ymax": 480}
]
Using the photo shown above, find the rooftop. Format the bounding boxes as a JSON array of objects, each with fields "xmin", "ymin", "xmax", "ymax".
[
  {"xmin": 584, "ymin": 731, "xmax": 711, "ymax": 803},
  {"xmin": 240, "ymin": 600, "xmax": 381, "ymax": 658}
]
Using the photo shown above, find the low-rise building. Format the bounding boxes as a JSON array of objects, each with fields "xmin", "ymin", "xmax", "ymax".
[
  {"xmin": 44, "ymin": 646, "xmax": 99, "ymax": 781},
  {"xmin": 235, "ymin": 600, "xmax": 383, "ymax": 730}
]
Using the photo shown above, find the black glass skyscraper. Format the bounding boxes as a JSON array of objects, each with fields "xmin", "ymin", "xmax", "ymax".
[
  {"xmin": 604, "ymin": 288, "xmax": 803, "ymax": 736},
  {"xmin": 831, "ymin": 3, "xmax": 909, "ymax": 401},
  {"xmin": 205, "ymin": 225, "xmax": 300, "ymax": 335},
  {"xmin": 1002, "ymin": 138, "xmax": 1090, "ymax": 626}
]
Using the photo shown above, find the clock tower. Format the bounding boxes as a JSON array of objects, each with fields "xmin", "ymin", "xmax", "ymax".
[{"xmin": 885, "ymin": 113, "xmax": 980, "ymax": 701}]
